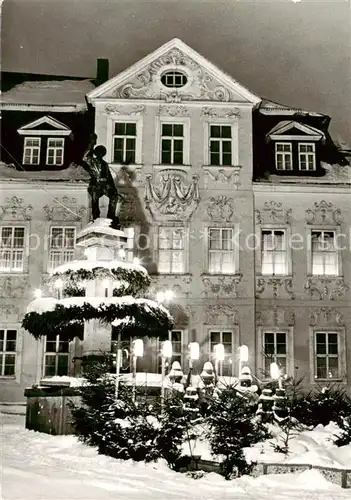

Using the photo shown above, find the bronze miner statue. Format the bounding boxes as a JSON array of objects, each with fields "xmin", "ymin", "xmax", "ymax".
[{"xmin": 82, "ymin": 133, "xmax": 122, "ymax": 229}]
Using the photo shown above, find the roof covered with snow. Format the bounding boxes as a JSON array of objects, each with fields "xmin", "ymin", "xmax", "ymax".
[
  {"xmin": 0, "ymin": 163, "xmax": 90, "ymax": 182},
  {"xmin": 53, "ymin": 259, "xmax": 148, "ymax": 275},
  {"xmin": 1, "ymin": 79, "xmax": 95, "ymax": 108},
  {"xmin": 258, "ymin": 98, "xmax": 327, "ymax": 118}
]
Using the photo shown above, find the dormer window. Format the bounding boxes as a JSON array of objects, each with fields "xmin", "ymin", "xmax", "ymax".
[
  {"xmin": 161, "ymin": 71, "xmax": 187, "ymax": 88},
  {"xmin": 298, "ymin": 143, "xmax": 316, "ymax": 171},
  {"xmin": 275, "ymin": 143, "xmax": 292, "ymax": 171},
  {"xmin": 46, "ymin": 138, "xmax": 65, "ymax": 166}
]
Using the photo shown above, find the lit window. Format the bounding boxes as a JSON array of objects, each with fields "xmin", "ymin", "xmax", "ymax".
[
  {"xmin": 261, "ymin": 230, "xmax": 287, "ymax": 275},
  {"xmin": 23, "ymin": 137, "xmax": 41, "ymax": 165},
  {"xmin": 208, "ymin": 228, "xmax": 235, "ymax": 274},
  {"xmin": 161, "ymin": 123, "xmax": 184, "ymax": 165},
  {"xmin": 113, "ymin": 122, "xmax": 136, "ymax": 164},
  {"xmin": 0, "ymin": 227, "xmax": 25, "ymax": 272},
  {"xmin": 264, "ymin": 332, "xmax": 287, "ymax": 378},
  {"xmin": 209, "ymin": 125, "xmax": 232, "ymax": 166},
  {"xmin": 46, "ymin": 138, "xmax": 64, "ymax": 166},
  {"xmin": 299, "ymin": 143, "xmax": 316, "ymax": 171},
  {"xmin": 161, "ymin": 71, "xmax": 187, "ymax": 88},
  {"xmin": 315, "ymin": 332, "xmax": 339, "ymax": 379},
  {"xmin": 311, "ymin": 230, "xmax": 338, "ymax": 276},
  {"xmin": 275, "ymin": 143, "xmax": 292, "ymax": 170},
  {"xmin": 158, "ymin": 227, "xmax": 185, "ymax": 274},
  {"xmin": 0, "ymin": 329, "xmax": 17, "ymax": 376},
  {"xmin": 210, "ymin": 331, "xmax": 233, "ymax": 376},
  {"xmin": 48, "ymin": 227, "xmax": 75, "ymax": 272},
  {"xmin": 44, "ymin": 333, "xmax": 69, "ymax": 377}
]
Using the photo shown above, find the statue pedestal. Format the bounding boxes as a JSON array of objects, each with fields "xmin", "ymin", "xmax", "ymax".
[{"xmin": 76, "ymin": 218, "xmax": 128, "ymax": 358}]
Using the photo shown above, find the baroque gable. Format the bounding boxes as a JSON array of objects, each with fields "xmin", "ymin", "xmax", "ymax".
[{"xmin": 87, "ymin": 39, "xmax": 260, "ymax": 105}]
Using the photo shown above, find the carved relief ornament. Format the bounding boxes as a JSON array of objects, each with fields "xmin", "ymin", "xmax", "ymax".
[
  {"xmin": 204, "ymin": 304, "xmax": 239, "ymax": 325},
  {"xmin": 304, "ymin": 277, "xmax": 349, "ymax": 300},
  {"xmin": 305, "ymin": 201, "xmax": 342, "ymax": 225},
  {"xmin": 201, "ymin": 107, "xmax": 240, "ymax": 118},
  {"xmin": 202, "ymin": 274, "xmax": 242, "ymax": 298},
  {"xmin": 309, "ymin": 307, "xmax": 344, "ymax": 327},
  {"xmin": 255, "ymin": 201, "xmax": 292, "ymax": 225},
  {"xmin": 256, "ymin": 277, "xmax": 295, "ymax": 299},
  {"xmin": 43, "ymin": 197, "xmax": 86, "ymax": 222},
  {"xmin": 203, "ymin": 167, "xmax": 241, "ymax": 190},
  {"xmin": 206, "ymin": 196, "xmax": 234, "ymax": 221},
  {"xmin": 0, "ymin": 196, "xmax": 32, "ymax": 221},
  {"xmin": 0, "ymin": 276, "xmax": 28, "ymax": 298},
  {"xmin": 103, "ymin": 104, "xmax": 145, "ymax": 115},
  {"xmin": 145, "ymin": 171, "xmax": 200, "ymax": 221},
  {"xmin": 256, "ymin": 307, "xmax": 295, "ymax": 327},
  {"xmin": 157, "ymin": 105, "xmax": 189, "ymax": 117},
  {"xmin": 114, "ymin": 48, "xmax": 233, "ymax": 102},
  {"xmin": 0, "ymin": 304, "xmax": 20, "ymax": 318}
]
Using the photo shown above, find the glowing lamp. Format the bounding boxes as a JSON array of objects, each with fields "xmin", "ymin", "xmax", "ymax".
[
  {"xmin": 162, "ymin": 340, "xmax": 173, "ymax": 358},
  {"xmin": 54, "ymin": 278, "xmax": 63, "ymax": 289},
  {"xmin": 133, "ymin": 257, "xmax": 140, "ymax": 266},
  {"xmin": 240, "ymin": 345, "xmax": 249, "ymax": 363},
  {"xmin": 214, "ymin": 343, "xmax": 225, "ymax": 362},
  {"xmin": 156, "ymin": 291, "xmax": 165, "ymax": 303},
  {"xmin": 118, "ymin": 248, "xmax": 126, "ymax": 259},
  {"xmin": 34, "ymin": 289, "xmax": 42, "ymax": 299},
  {"xmin": 164, "ymin": 290, "xmax": 174, "ymax": 301},
  {"xmin": 270, "ymin": 362, "xmax": 280, "ymax": 380},
  {"xmin": 133, "ymin": 339, "xmax": 144, "ymax": 357},
  {"xmin": 189, "ymin": 342, "xmax": 200, "ymax": 360}
]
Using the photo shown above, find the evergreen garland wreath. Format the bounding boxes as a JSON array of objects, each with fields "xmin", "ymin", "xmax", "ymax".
[
  {"xmin": 22, "ymin": 301, "xmax": 173, "ymax": 342},
  {"xmin": 50, "ymin": 267, "xmax": 151, "ymax": 297}
]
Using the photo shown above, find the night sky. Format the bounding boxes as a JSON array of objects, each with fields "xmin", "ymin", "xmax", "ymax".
[{"xmin": 2, "ymin": 0, "xmax": 350, "ymax": 142}]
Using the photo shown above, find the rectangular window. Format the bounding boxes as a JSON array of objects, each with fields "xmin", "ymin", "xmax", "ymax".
[
  {"xmin": 44, "ymin": 333, "xmax": 69, "ymax": 377},
  {"xmin": 23, "ymin": 137, "xmax": 41, "ymax": 165},
  {"xmin": 0, "ymin": 226, "xmax": 25, "ymax": 272},
  {"xmin": 263, "ymin": 332, "xmax": 287, "ymax": 378},
  {"xmin": 275, "ymin": 143, "xmax": 292, "ymax": 171},
  {"xmin": 311, "ymin": 230, "xmax": 338, "ymax": 276},
  {"xmin": 113, "ymin": 122, "xmax": 136, "ymax": 164},
  {"xmin": 46, "ymin": 138, "xmax": 64, "ymax": 166},
  {"xmin": 315, "ymin": 332, "xmax": 339, "ymax": 379},
  {"xmin": 208, "ymin": 228, "xmax": 235, "ymax": 273},
  {"xmin": 0, "ymin": 329, "xmax": 17, "ymax": 376},
  {"xmin": 210, "ymin": 331, "xmax": 233, "ymax": 376},
  {"xmin": 48, "ymin": 227, "xmax": 76, "ymax": 272},
  {"xmin": 158, "ymin": 227, "xmax": 185, "ymax": 273},
  {"xmin": 169, "ymin": 330, "xmax": 183, "ymax": 367},
  {"xmin": 261, "ymin": 229, "xmax": 287, "ymax": 275},
  {"xmin": 161, "ymin": 123, "xmax": 184, "ymax": 165},
  {"xmin": 299, "ymin": 143, "xmax": 316, "ymax": 171},
  {"xmin": 209, "ymin": 125, "xmax": 232, "ymax": 166}
]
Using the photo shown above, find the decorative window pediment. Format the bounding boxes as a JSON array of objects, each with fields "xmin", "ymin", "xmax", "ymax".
[
  {"xmin": 18, "ymin": 116, "xmax": 72, "ymax": 136},
  {"xmin": 266, "ymin": 120, "xmax": 325, "ymax": 143}
]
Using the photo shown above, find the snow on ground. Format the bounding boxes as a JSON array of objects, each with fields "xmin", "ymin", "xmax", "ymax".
[{"xmin": 1, "ymin": 413, "xmax": 350, "ymax": 500}]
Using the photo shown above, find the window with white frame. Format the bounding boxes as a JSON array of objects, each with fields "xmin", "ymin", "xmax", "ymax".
[
  {"xmin": 263, "ymin": 332, "xmax": 287, "ymax": 378},
  {"xmin": 113, "ymin": 122, "xmax": 137, "ymax": 164},
  {"xmin": 275, "ymin": 143, "xmax": 292, "ymax": 170},
  {"xmin": 161, "ymin": 123, "xmax": 184, "ymax": 165},
  {"xmin": 44, "ymin": 333, "xmax": 69, "ymax": 377},
  {"xmin": 23, "ymin": 137, "xmax": 41, "ymax": 165},
  {"xmin": 315, "ymin": 332, "xmax": 339, "ymax": 379},
  {"xmin": 208, "ymin": 228, "xmax": 235, "ymax": 273},
  {"xmin": 48, "ymin": 227, "xmax": 75, "ymax": 272},
  {"xmin": 158, "ymin": 227, "xmax": 185, "ymax": 273},
  {"xmin": 311, "ymin": 230, "xmax": 338, "ymax": 276},
  {"xmin": 210, "ymin": 331, "xmax": 233, "ymax": 376},
  {"xmin": 298, "ymin": 143, "xmax": 316, "ymax": 171},
  {"xmin": 161, "ymin": 71, "xmax": 187, "ymax": 88},
  {"xmin": 0, "ymin": 226, "xmax": 25, "ymax": 272},
  {"xmin": 209, "ymin": 125, "xmax": 232, "ymax": 166},
  {"xmin": 46, "ymin": 138, "xmax": 64, "ymax": 166},
  {"xmin": 0, "ymin": 329, "xmax": 17, "ymax": 376},
  {"xmin": 261, "ymin": 229, "xmax": 288, "ymax": 275}
]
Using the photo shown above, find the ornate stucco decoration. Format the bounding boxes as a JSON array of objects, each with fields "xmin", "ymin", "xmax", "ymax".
[
  {"xmin": 255, "ymin": 201, "xmax": 292, "ymax": 225},
  {"xmin": 103, "ymin": 104, "xmax": 146, "ymax": 115},
  {"xmin": 117, "ymin": 192, "xmax": 138, "ymax": 224},
  {"xmin": 0, "ymin": 196, "xmax": 32, "ymax": 221},
  {"xmin": 201, "ymin": 107, "xmax": 240, "ymax": 118},
  {"xmin": 157, "ymin": 105, "xmax": 189, "ymax": 117},
  {"xmin": 43, "ymin": 197, "xmax": 86, "ymax": 222},
  {"xmin": 305, "ymin": 201, "xmax": 342, "ymax": 225},
  {"xmin": 145, "ymin": 171, "xmax": 200, "ymax": 221},
  {"xmin": 256, "ymin": 307, "xmax": 295, "ymax": 327},
  {"xmin": 304, "ymin": 277, "xmax": 349, "ymax": 300},
  {"xmin": 256, "ymin": 277, "xmax": 295, "ymax": 299},
  {"xmin": 202, "ymin": 274, "xmax": 242, "ymax": 298},
  {"xmin": 114, "ymin": 48, "xmax": 234, "ymax": 102},
  {"xmin": 309, "ymin": 307, "xmax": 345, "ymax": 327},
  {"xmin": 203, "ymin": 166, "xmax": 241, "ymax": 190},
  {"xmin": 0, "ymin": 304, "xmax": 20, "ymax": 318},
  {"xmin": 149, "ymin": 273, "xmax": 192, "ymax": 298},
  {"xmin": 204, "ymin": 304, "xmax": 239, "ymax": 325},
  {"xmin": 206, "ymin": 196, "xmax": 235, "ymax": 221},
  {"xmin": 0, "ymin": 276, "xmax": 28, "ymax": 298}
]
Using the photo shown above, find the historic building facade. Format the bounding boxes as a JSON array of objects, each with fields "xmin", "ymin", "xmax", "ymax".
[{"xmin": 0, "ymin": 39, "xmax": 350, "ymax": 402}]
